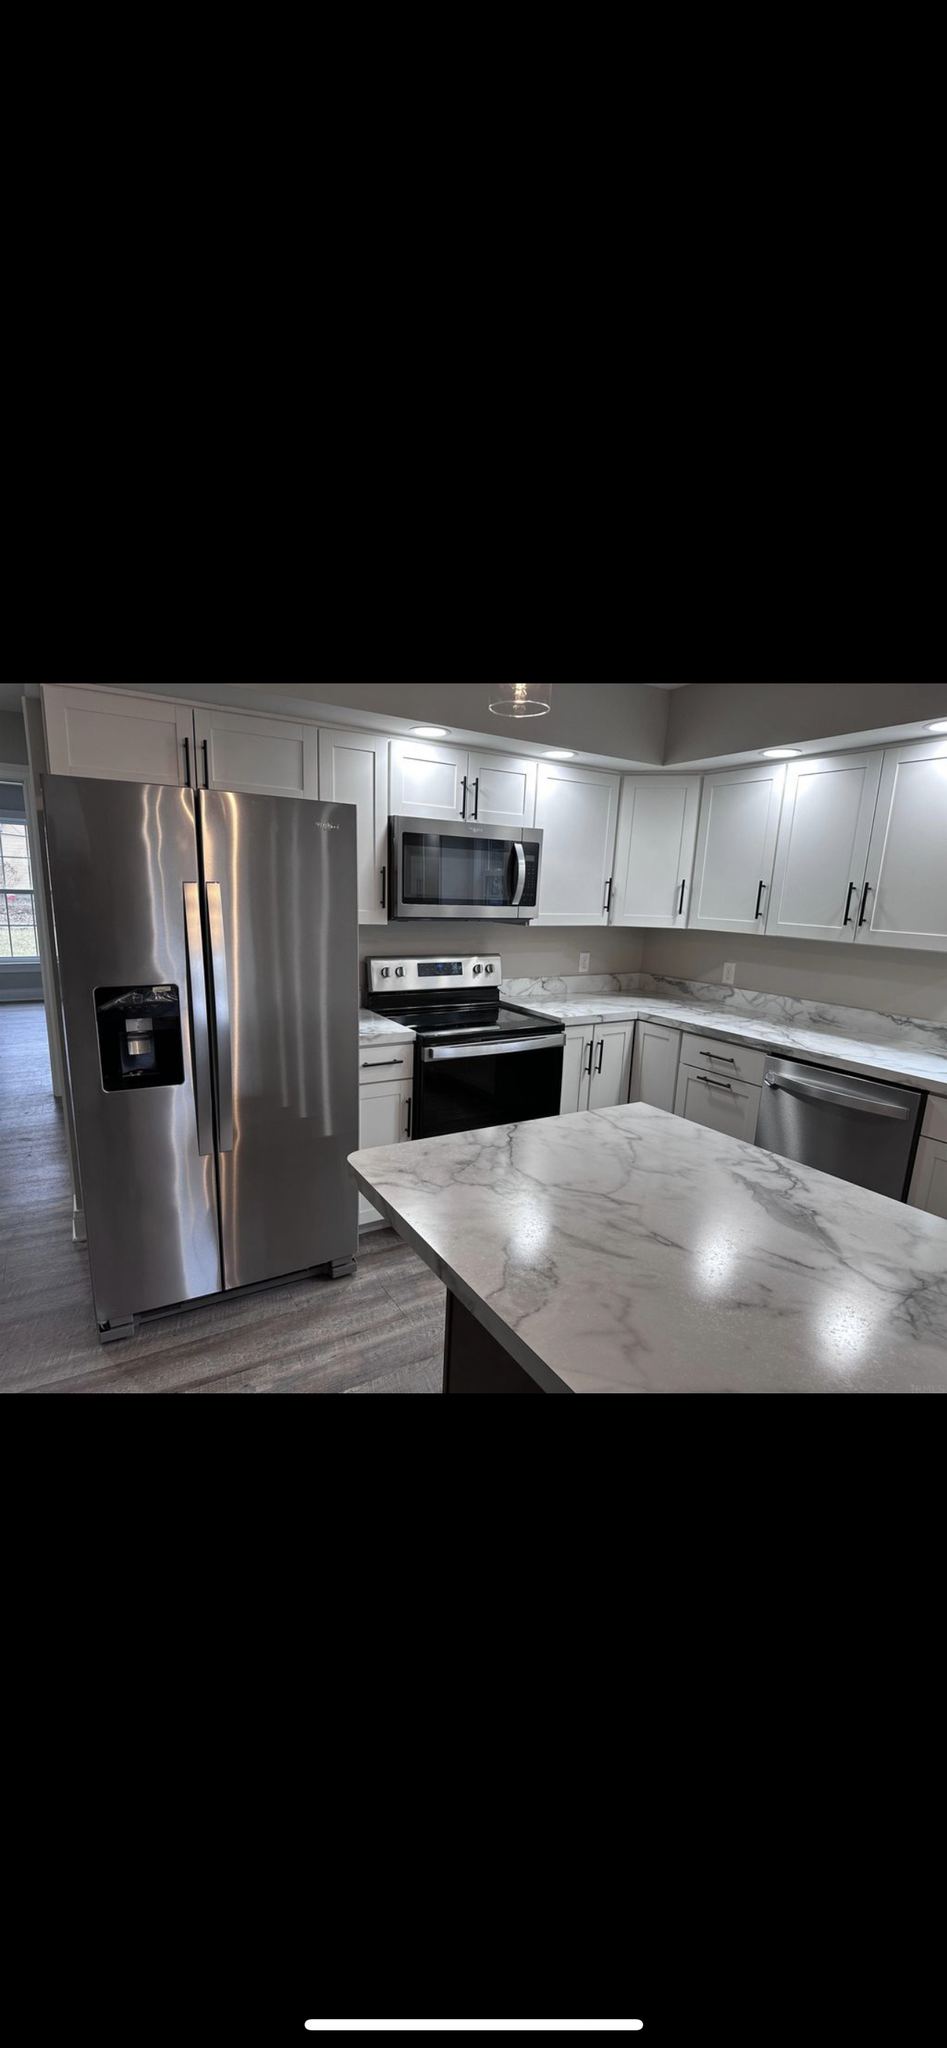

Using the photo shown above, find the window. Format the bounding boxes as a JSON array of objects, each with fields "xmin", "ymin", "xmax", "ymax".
[{"xmin": 0, "ymin": 814, "xmax": 38, "ymax": 961}]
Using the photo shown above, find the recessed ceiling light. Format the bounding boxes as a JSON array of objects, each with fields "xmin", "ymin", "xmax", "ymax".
[
  {"xmin": 926, "ymin": 718, "xmax": 947, "ymax": 733},
  {"xmin": 761, "ymin": 747, "xmax": 801, "ymax": 758},
  {"xmin": 545, "ymin": 748, "xmax": 576, "ymax": 759},
  {"xmin": 411, "ymin": 726, "xmax": 450, "ymax": 739}
]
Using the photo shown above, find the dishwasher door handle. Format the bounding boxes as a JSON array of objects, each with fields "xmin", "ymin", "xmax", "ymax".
[{"xmin": 764, "ymin": 1075, "xmax": 911, "ymax": 1120}]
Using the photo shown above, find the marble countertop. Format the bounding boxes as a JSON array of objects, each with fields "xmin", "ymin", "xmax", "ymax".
[
  {"xmin": 358, "ymin": 1009, "xmax": 416, "ymax": 1047},
  {"xmin": 506, "ymin": 996, "xmax": 947, "ymax": 1095},
  {"xmin": 349, "ymin": 1104, "xmax": 947, "ymax": 1394}
]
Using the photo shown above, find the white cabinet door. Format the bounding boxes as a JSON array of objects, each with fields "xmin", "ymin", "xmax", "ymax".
[
  {"xmin": 42, "ymin": 685, "xmax": 193, "ymax": 786},
  {"xmin": 690, "ymin": 764, "xmax": 787, "ymax": 935},
  {"xmin": 630, "ymin": 1021, "xmax": 682, "ymax": 1113},
  {"xmin": 319, "ymin": 728, "xmax": 389, "ymax": 925},
  {"xmin": 588, "ymin": 1022, "xmax": 635, "ymax": 1111},
  {"xmin": 561, "ymin": 1026, "xmax": 593, "ymax": 1114},
  {"xmin": 766, "ymin": 751, "xmax": 884, "ymax": 944},
  {"xmin": 465, "ymin": 751, "xmax": 537, "ymax": 829},
  {"xmin": 357, "ymin": 1074, "xmax": 414, "ymax": 1227},
  {"xmin": 389, "ymin": 738, "xmax": 469, "ymax": 820},
  {"xmin": 194, "ymin": 706, "xmax": 318, "ymax": 800},
  {"xmin": 857, "ymin": 737, "xmax": 947, "ymax": 951},
  {"xmin": 534, "ymin": 761, "xmax": 621, "ymax": 926},
  {"xmin": 674, "ymin": 1067, "xmax": 761, "ymax": 1144},
  {"xmin": 611, "ymin": 777, "xmax": 701, "ymax": 928},
  {"xmin": 908, "ymin": 1138, "xmax": 947, "ymax": 1220}
]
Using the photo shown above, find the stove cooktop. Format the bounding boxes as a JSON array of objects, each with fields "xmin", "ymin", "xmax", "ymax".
[{"xmin": 382, "ymin": 1003, "xmax": 560, "ymax": 1042}]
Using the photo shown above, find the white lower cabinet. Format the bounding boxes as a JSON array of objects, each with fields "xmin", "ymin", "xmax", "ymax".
[
  {"xmin": 560, "ymin": 1022, "xmax": 634, "ymax": 1114},
  {"xmin": 674, "ymin": 1064, "xmax": 762, "ymax": 1144},
  {"xmin": 357, "ymin": 1065, "xmax": 414, "ymax": 1228},
  {"xmin": 630, "ymin": 1021, "xmax": 682, "ymax": 1113},
  {"xmin": 908, "ymin": 1139, "xmax": 947, "ymax": 1221}
]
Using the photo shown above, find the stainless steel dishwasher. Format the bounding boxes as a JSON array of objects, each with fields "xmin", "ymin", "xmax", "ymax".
[{"xmin": 756, "ymin": 1058, "xmax": 924, "ymax": 1200}]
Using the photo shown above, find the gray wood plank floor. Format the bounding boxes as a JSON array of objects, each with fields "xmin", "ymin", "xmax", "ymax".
[{"xmin": 0, "ymin": 1004, "xmax": 444, "ymax": 1395}]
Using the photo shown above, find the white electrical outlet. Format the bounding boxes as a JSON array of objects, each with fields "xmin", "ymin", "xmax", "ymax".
[
  {"xmin": 579, "ymin": 952, "xmax": 591, "ymax": 974},
  {"xmin": 722, "ymin": 962, "xmax": 737, "ymax": 986}
]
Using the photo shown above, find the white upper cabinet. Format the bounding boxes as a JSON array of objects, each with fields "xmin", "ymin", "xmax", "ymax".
[
  {"xmin": 611, "ymin": 776, "xmax": 701, "ymax": 928},
  {"xmin": 534, "ymin": 761, "xmax": 621, "ymax": 926},
  {"xmin": 857, "ymin": 737, "xmax": 947, "ymax": 951},
  {"xmin": 464, "ymin": 751, "xmax": 537, "ymax": 829},
  {"xmin": 389, "ymin": 738, "xmax": 469, "ymax": 820},
  {"xmin": 689, "ymin": 763, "xmax": 787, "ymax": 935},
  {"xmin": 766, "ymin": 752, "xmax": 884, "ymax": 944},
  {"xmin": 42, "ymin": 685, "xmax": 193, "ymax": 786},
  {"xmin": 318, "ymin": 728, "xmax": 389, "ymax": 926},
  {"xmin": 194, "ymin": 706, "xmax": 318, "ymax": 800}
]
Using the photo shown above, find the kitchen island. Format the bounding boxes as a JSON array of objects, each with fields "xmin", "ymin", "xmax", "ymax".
[{"xmin": 349, "ymin": 1104, "xmax": 947, "ymax": 1394}]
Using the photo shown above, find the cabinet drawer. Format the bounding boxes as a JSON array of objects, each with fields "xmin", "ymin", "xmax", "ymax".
[
  {"xmin": 359, "ymin": 1048, "xmax": 413, "ymax": 1075},
  {"xmin": 675, "ymin": 1066, "xmax": 762, "ymax": 1145},
  {"xmin": 922, "ymin": 1095, "xmax": 947, "ymax": 1142},
  {"xmin": 680, "ymin": 1032, "xmax": 766, "ymax": 1087}
]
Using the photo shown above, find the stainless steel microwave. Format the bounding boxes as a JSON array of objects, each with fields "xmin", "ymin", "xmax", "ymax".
[{"xmin": 388, "ymin": 818, "xmax": 544, "ymax": 922}]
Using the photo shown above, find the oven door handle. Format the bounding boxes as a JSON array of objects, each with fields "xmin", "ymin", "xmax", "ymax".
[
  {"xmin": 423, "ymin": 1034, "xmax": 566, "ymax": 1063},
  {"xmin": 510, "ymin": 842, "xmax": 528, "ymax": 908}
]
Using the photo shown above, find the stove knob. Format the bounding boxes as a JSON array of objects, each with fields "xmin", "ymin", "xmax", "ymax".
[
  {"xmin": 395, "ymin": 967, "xmax": 406, "ymax": 978},
  {"xmin": 485, "ymin": 965, "xmax": 495, "ymax": 975},
  {"xmin": 473, "ymin": 965, "xmax": 483, "ymax": 976},
  {"xmin": 380, "ymin": 968, "xmax": 391, "ymax": 979}
]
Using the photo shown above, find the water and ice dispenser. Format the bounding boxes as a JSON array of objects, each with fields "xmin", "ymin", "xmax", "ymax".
[{"xmin": 94, "ymin": 986, "xmax": 185, "ymax": 1091}]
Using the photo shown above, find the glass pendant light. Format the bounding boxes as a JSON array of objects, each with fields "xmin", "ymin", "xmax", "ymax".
[{"xmin": 489, "ymin": 682, "xmax": 553, "ymax": 718}]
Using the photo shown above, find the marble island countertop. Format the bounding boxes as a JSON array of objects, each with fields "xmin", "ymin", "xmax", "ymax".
[
  {"xmin": 506, "ymin": 995, "xmax": 947, "ymax": 1096},
  {"xmin": 358, "ymin": 1008, "xmax": 416, "ymax": 1047},
  {"xmin": 349, "ymin": 1104, "xmax": 947, "ymax": 1394}
]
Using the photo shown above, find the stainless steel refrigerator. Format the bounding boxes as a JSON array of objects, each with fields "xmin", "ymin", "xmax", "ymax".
[{"xmin": 43, "ymin": 775, "xmax": 359, "ymax": 1340}]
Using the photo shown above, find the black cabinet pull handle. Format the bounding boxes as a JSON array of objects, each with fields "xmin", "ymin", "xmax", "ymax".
[
  {"xmin": 755, "ymin": 880, "xmax": 766, "ymax": 919},
  {"xmin": 183, "ymin": 736, "xmax": 191, "ymax": 788},
  {"xmin": 405, "ymin": 1097, "xmax": 412, "ymax": 1138},
  {"xmin": 596, "ymin": 1039, "xmax": 605, "ymax": 1076},
  {"xmin": 678, "ymin": 880, "xmax": 686, "ymax": 917},
  {"xmin": 361, "ymin": 1058, "xmax": 405, "ymax": 1070},
  {"xmin": 461, "ymin": 776, "xmax": 468, "ymax": 819},
  {"xmin": 472, "ymin": 778, "xmax": 480, "ymax": 820},
  {"xmin": 381, "ymin": 865, "xmax": 387, "ymax": 910},
  {"xmin": 699, "ymin": 1051, "xmax": 736, "ymax": 1064},
  {"xmin": 859, "ymin": 882, "xmax": 872, "ymax": 927},
  {"xmin": 202, "ymin": 739, "xmax": 210, "ymax": 788},
  {"xmin": 603, "ymin": 877, "xmax": 613, "ymax": 917},
  {"xmin": 702, "ymin": 1077, "xmax": 734, "ymax": 1091},
  {"xmin": 584, "ymin": 1040, "xmax": 594, "ymax": 1078},
  {"xmin": 844, "ymin": 882, "xmax": 857, "ymax": 926}
]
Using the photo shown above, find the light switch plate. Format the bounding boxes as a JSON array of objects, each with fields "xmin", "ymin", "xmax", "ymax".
[
  {"xmin": 579, "ymin": 953, "xmax": 591, "ymax": 974},
  {"xmin": 722, "ymin": 962, "xmax": 737, "ymax": 986}
]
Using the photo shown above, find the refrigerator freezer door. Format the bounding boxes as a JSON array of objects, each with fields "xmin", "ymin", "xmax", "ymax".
[
  {"xmin": 43, "ymin": 777, "xmax": 224, "ymax": 1327},
  {"xmin": 199, "ymin": 791, "xmax": 360, "ymax": 1290}
]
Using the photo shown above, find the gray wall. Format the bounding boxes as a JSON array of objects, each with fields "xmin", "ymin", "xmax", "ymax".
[
  {"xmin": 0, "ymin": 777, "xmax": 43, "ymax": 1000},
  {"xmin": 666, "ymin": 682, "xmax": 947, "ymax": 763},
  {"xmin": 359, "ymin": 923, "xmax": 644, "ymax": 995},
  {"xmin": 0, "ymin": 707, "xmax": 28, "ymax": 763},
  {"xmin": 640, "ymin": 928, "xmax": 947, "ymax": 1023}
]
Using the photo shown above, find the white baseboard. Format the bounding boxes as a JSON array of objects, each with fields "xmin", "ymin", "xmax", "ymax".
[{"xmin": 72, "ymin": 1201, "xmax": 87, "ymax": 1244}]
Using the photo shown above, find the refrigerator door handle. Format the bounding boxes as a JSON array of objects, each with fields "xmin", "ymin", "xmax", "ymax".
[
  {"xmin": 206, "ymin": 882, "xmax": 235, "ymax": 1152},
  {"xmin": 184, "ymin": 883, "xmax": 214, "ymax": 1157}
]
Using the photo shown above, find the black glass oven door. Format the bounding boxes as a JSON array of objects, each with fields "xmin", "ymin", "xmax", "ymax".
[{"xmin": 417, "ymin": 1037, "xmax": 565, "ymax": 1141}]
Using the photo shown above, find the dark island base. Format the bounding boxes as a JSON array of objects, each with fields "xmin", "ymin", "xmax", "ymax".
[{"xmin": 443, "ymin": 1291, "xmax": 545, "ymax": 1394}]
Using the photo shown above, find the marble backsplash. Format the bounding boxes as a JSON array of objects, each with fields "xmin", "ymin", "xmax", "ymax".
[{"xmin": 500, "ymin": 971, "xmax": 947, "ymax": 1056}]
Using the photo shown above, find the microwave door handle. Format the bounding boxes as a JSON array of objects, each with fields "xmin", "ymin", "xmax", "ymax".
[
  {"xmin": 511, "ymin": 842, "xmax": 527, "ymax": 908},
  {"xmin": 205, "ymin": 882, "xmax": 235, "ymax": 1153}
]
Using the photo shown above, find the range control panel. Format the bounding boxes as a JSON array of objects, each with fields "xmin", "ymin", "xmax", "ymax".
[{"xmin": 367, "ymin": 956, "xmax": 501, "ymax": 995}]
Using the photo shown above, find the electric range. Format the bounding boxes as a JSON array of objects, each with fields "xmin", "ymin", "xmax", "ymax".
[{"xmin": 366, "ymin": 955, "xmax": 566, "ymax": 1141}]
